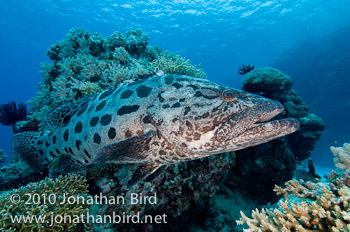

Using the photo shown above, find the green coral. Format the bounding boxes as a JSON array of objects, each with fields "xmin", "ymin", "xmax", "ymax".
[
  {"xmin": 27, "ymin": 28, "xmax": 205, "ymax": 129},
  {"xmin": 0, "ymin": 174, "xmax": 89, "ymax": 231}
]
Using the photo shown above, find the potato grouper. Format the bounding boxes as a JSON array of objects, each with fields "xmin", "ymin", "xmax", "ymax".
[{"xmin": 12, "ymin": 74, "xmax": 299, "ymax": 184}]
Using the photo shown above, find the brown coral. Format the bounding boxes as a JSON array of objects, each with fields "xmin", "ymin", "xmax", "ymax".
[
  {"xmin": 0, "ymin": 174, "xmax": 89, "ymax": 231},
  {"xmin": 237, "ymin": 172, "xmax": 350, "ymax": 231}
]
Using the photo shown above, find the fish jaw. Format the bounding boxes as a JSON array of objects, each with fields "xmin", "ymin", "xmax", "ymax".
[{"xmin": 214, "ymin": 100, "xmax": 299, "ymax": 150}]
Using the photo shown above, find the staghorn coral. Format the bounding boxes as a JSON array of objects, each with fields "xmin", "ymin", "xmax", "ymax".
[
  {"xmin": 237, "ymin": 173, "xmax": 350, "ymax": 231},
  {"xmin": 0, "ymin": 174, "xmax": 90, "ymax": 231},
  {"xmin": 26, "ymin": 28, "xmax": 205, "ymax": 130},
  {"xmin": 237, "ymin": 142, "xmax": 350, "ymax": 232},
  {"xmin": 331, "ymin": 143, "xmax": 350, "ymax": 172}
]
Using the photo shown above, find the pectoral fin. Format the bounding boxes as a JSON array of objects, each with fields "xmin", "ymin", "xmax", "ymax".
[{"xmin": 93, "ymin": 131, "xmax": 155, "ymax": 165}]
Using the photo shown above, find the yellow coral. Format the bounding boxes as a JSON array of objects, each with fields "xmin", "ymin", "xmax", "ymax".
[{"xmin": 0, "ymin": 174, "xmax": 89, "ymax": 231}]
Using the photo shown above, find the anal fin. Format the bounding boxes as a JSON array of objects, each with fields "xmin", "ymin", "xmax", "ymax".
[{"xmin": 128, "ymin": 163, "xmax": 163, "ymax": 187}]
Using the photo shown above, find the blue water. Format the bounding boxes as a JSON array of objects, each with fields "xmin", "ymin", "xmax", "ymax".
[{"xmin": 1, "ymin": 0, "xmax": 350, "ymax": 166}]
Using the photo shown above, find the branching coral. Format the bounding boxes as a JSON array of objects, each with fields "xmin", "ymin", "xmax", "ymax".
[
  {"xmin": 0, "ymin": 174, "xmax": 90, "ymax": 231},
  {"xmin": 26, "ymin": 28, "xmax": 205, "ymax": 130},
  {"xmin": 237, "ymin": 142, "xmax": 350, "ymax": 231},
  {"xmin": 237, "ymin": 173, "xmax": 350, "ymax": 231},
  {"xmin": 148, "ymin": 51, "xmax": 206, "ymax": 78},
  {"xmin": 331, "ymin": 143, "xmax": 350, "ymax": 172}
]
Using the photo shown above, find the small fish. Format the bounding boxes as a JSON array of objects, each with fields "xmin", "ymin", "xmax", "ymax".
[{"xmin": 12, "ymin": 74, "xmax": 299, "ymax": 184}]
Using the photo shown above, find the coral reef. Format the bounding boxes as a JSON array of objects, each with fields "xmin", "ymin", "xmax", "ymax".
[
  {"xmin": 0, "ymin": 174, "xmax": 90, "ymax": 231},
  {"xmin": 238, "ymin": 63, "xmax": 255, "ymax": 75},
  {"xmin": 0, "ymin": 101, "xmax": 27, "ymax": 129},
  {"xmin": 0, "ymin": 159, "xmax": 48, "ymax": 191},
  {"xmin": 26, "ymin": 28, "xmax": 205, "ymax": 130},
  {"xmin": 242, "ymin": 67, "xmax": 325, "ymax": 161},
  {"xmin": 0, "ymin": 149, "xmax": 7, "ymax": 166},
  {"xmin": 227, "ymin": 67, "xmax": 325, "ymax": 204},
  {"xmin": 86, "ymin": 153, "xmax": 235, "ymax": 231},
  {"xmin": 331, "ymin": 143, "xmax": 350, "ymax": 172},
  {"xmin": 237, "ymin": 171, "xmax": 350, "ymax": 231}
]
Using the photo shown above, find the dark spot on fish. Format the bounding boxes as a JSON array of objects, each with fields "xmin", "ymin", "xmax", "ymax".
[
  {"xmin": 172, "ymin": 102, "xmax": 181, "ymax": 108},
  {"xmin": 75, "ymin": 121, "xmax": 83, "ymax": 133},
  {"xmin": 125, "ymin": 130, "xmax": 133, "ymax": 138},
  {"xmin": 63, "ymin": 129, "xmax": 69, "ymax": 142},
  {"xmin": 194, "ymin": 133, "xmax": 201, "ymax": 140},
  {"xmin": 100, "ymin": 114, "xmax": 112, "ymax": 126},
  {"xmin": 94, "ymin": 133, "xmax": 101, "ymax": 144},
  {"xmin": 127, "ymin": 78, "xmax": 146, "ymax": 87},
  {"xmin": 50, "ymin": 151, "xmax": 56, "ymax": 157},
  {"xmin": 194, "ymin": 91, "xmax": 217, "ymax": 99},
  {"xmin": 52, "ymin": 136, "xmax": 57, "ymax": 144},
  {"xmin": 75, "ymin": 140, "xmax": 81, "ymax": 151},
  {"xmin": 181, "ymin": 143, "xmax": 187, "ymax": 148},
  {"xmin": 39, "ymin": 150, "xmax": 44, "ymax": 155},
  {"xmin": 176, "ymin": 77, "xmax": 187, "ymax": 82},
  {"xmin": 136, "ymin": 85, "xmax": 152, "ymax": 98},
  {"xmin": 162, "ymin": 104, "xmax": 170, "ymax": 109},
  {"xmin": 159, "ymin": 150, "xmax": 166, "ymax": 156},
  {"xmin": 84, "ymin": 149, "xmax": 91, "ymax": 159},
  {"xmin": 188, "ymin": 85, "xmax": 198, "ymax": 90},
  {"xmin": 84, "ymin": 159, "xmax": 89, "ymax": 164},
  {"xmin": 117, "ymin": 105, "xmax": 140, "ymax": 116},
  {"xmin": 157, "ymin": 92, "xmax": 165, "ymax": 102},
  {"xmin": 99, "ymin": 88, "xmax": 114, "ymax": 100},
  {"xmin": 121, "ymin": 90, "xmax": 133, "ymax": 99},
  {"xmin": 56, "ymin": 149, "xmax": 61, "ymax": 154},
  {"xmin": 179, "ymin": 98, "xmax": 186, "ymax": 102},
  {"xmin": 95, "ymin": 100, "xmax": 106, "ymax": 112},
  {"xmin": 90, "ymin": 117, "xmax": 99, "ymax": 127},
  {"xmin": 108, "ymin": 127, "xmax": 116, "ymax": 139},
  {"xmin": 45, "ymin": 142, "xmax": 50, "ymax": 148},
  {"xmin": 172, "ymin": 118, "xmax": 178, "ymax": 123},
  {"xmin": 64, "ymin": 148, "xmax": 68, "ymax": 153},
  {"xmin": 68, "ymin": 147, "xmax": 73, "ymax": 154},
  {"xmin": 183, "ymin": 107, "xmax": 191, "ymax": 116},
  {"xmin": 165, "ymin": 75, "xmax": 174, "ymax": 84},
  {"xmin": 142, "ymin": 115, "xmax": 152, "ymax": 124},
  {"xmin": 77, "ymin": 102, "xmax": 88, "ymax": 116},
  {"xmin": 172, "ymin": 82, "xmax": 182, "ymax": 89},
  {"xmin": 186, "ymin": 121, "xmax": 193, "ymax": 129},
  {"xmin": 37, "ymin": 140, "xmax": 43, "ymax": 145}
]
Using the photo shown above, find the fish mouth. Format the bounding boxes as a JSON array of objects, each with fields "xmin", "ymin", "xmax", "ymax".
[{"xmin": 215, "ymin": 101, "xmax": 299, "ymax": 143}]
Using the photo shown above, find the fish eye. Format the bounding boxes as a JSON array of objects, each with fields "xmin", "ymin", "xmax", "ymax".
[{"xmin": 222, "ymin": 90, "xmax": 236, "ymax": 101}]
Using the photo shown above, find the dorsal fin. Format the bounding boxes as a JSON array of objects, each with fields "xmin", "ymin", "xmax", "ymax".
[{"xmin": 47, "ymin": 96, "xmax": 91, "ymax": 130}]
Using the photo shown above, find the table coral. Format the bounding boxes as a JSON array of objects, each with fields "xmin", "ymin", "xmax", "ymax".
[{"xmin": 0, "ymin": 174, "xmax": 90, "ymax": 231}]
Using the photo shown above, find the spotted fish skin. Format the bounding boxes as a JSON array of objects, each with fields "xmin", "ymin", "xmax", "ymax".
[{"xmin": 12, "ymin": 74, "xmax": 299, "ymax": 179}]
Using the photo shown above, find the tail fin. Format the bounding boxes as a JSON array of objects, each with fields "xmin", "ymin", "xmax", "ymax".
[{"xmin": 12, "ymin": 131, "xmax": 49, "ymax": 169}]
